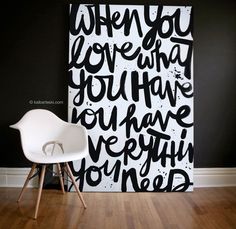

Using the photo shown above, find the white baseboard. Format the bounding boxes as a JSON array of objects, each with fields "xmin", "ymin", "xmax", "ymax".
[
  {"xmin": 0, "ymin": 167, "xmax": 235, "ymax": 188},
  {"xmin": 194, "ymin": 167, "xmax": 236, "ymax": 187},
  {"xmin": 0, "ymin": 167, "xmax": 38, "ymax": 188}
]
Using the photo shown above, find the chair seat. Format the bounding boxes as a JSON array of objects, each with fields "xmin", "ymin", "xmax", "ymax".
[
  {"xmin": 27, "ymin": 150, "xmax": 89, "ymax": 164},
  {"xmin": 10, "ymin": 109, "xmax": 88, "ymax": 219}
]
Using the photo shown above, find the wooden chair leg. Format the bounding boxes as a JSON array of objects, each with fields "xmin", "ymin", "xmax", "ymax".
[
  {"xmin": 65, "ymin": 162, "xmax": 87, "ymax": 209},
  {"xmin": 34, "ymin": 165, "xmax": 46, "ymax": 219},
  {"xmin": 56, "ymin": 163, "xmax": 65, "ymax": 194},
  {"xmin": 18, "ymin": 163, "xmax": 37, "ymax": 202}
]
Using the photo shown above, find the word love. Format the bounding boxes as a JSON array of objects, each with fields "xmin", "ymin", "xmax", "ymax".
[
  {"xmin": 70, "ymin": 4, "xmax": 193, "ymax": 78},
  {"xmin": 69, "ymin": 36, "xmax": 192, "ymax": 79},
  {"xmin": 69, "ymin": 4, "xmax": 193, "ymax": 192}
]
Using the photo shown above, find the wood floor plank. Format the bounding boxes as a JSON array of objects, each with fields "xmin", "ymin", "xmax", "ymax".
[{"xmin": 0, "ymin": 187, "xmax": 235, "ymax": 229}]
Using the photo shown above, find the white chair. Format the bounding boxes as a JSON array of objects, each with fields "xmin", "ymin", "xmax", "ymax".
[{"xmin": 10, "ymin": 109, "xmax": 89, "ymax": 219}]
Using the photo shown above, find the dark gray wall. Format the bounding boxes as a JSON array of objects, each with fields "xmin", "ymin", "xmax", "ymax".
[{"xmin": 0, "ymin": 0, "xmax": 235, "ymax": 168}]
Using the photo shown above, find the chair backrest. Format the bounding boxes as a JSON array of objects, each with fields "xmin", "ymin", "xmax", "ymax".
[{"xmin": 10, "ymin": 109, "xmax": 88, "ymax": 161}]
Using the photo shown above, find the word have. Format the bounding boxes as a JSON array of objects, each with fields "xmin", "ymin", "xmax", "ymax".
[
  {"xmin": 71, "ymin": 104, "xmax": 192, "ymax": 138},
  {"xmin": 69, "ymin": 70, "xmax": 193, "ymax": 108}
]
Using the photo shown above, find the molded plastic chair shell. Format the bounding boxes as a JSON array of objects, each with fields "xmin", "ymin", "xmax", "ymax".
[
  {"xmin": 10, "ymin": 109, "xmax": 88, "ymax": 219},
  {"xmin": 10, "ymin": 109, "xmax": 89, "ymax": 164}
]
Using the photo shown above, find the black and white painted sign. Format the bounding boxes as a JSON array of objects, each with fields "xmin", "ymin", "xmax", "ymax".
[{"xmin": 68, "ymin": 4, "xmax": 193, "ymax": 192}]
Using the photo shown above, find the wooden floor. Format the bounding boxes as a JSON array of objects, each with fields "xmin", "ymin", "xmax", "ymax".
[{"xmin": 0, "ymin": 187, "xmax": 235, "ymax": 229}]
